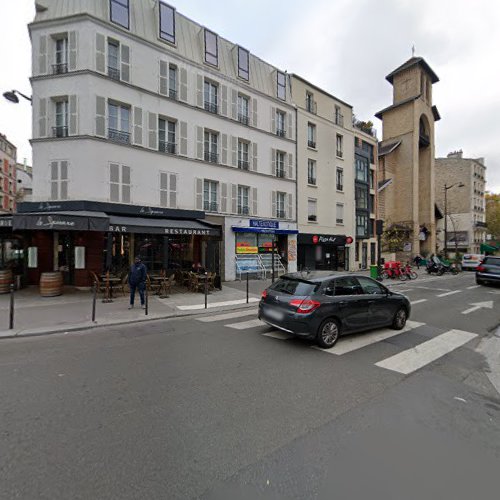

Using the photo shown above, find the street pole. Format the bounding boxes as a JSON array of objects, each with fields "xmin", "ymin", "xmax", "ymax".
[
  {"xmin": 204, "ymin": 271, "xmax": 208, "ymax": 309},
  {"xmin": 9, "ymin": 283, "xmax": 14, "ymax": 330},
  {"xmin": 91, "ymin": 280, "xmax": 97, "ymax": 322},
  {"xmin": 246, "ymin": 271, "xmax": 249, "ymax": 303},
  {"xmin": 272, "ymin": 235, "xmax": 275, "ymax": 283},
  {"xmin": 444, "ymin": 185, "xmax": 448, "ymax": 259}
]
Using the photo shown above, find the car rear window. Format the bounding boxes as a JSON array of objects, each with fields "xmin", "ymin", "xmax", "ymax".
[
  {"xmin": 483, "ymin": 257, "xmax": 500, "ymax": 265},
  {"xmin": 270, "ymin": 278, "xmax": 319, "ymax": 296}
]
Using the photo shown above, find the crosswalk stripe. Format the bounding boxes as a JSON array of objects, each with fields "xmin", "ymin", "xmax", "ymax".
[
  {"xmin": 411, "ymin": 299, "xmax": 427, "ymax": 305},
  {"xmin": 467, "ymin": 285, "xmax": 480, "ymax": 290},
  {"xmin": 263, "ymin": 331, "xmax": 293, "ymax": 340},
  {"xmin": 374, "ymin": 329, "xmax": 477, "ymax": 374},
  {"xmin": 226, "ymin": 318, "xmax": 263, "ymax": 330},
  {"xmin": 312, "ymin": 320, "xmax": 425, "ymax": 355},
  {"xmin": 197, "ymin": 309, "xmax": 257, "ymax": 323},
  {"xmin": 437, "ymin": 290, "xmax": 462, "ymax": 297}
]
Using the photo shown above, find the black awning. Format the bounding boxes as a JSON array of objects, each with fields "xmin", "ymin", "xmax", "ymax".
[
  {"xmin": 13, "ymin": 211, "xmax": 109, "ymax": 232},
  {"xmin": 108, "ymin": 215, "xmax": 221, "ymax": 236}
]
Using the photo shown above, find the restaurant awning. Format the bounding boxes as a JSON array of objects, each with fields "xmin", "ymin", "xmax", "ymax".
[
  {"xmin": 108, "ymin": 215, "xmax": 221, "ymax": 236},
  {"xmin": 12, "ymin": 211, "xmax": 109, "ymax": 231}
]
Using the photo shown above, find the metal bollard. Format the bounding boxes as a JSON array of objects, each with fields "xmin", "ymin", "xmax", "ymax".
[
  {"xmin": 145, "ymin": 286, "xmax": 149, "ymax": 316},
  {"xmin": 91, "ymin": 280, "xmax": 97, "ymax": 322},
  {"xmin": 9, "ymin": 283, "xmax": 14, "ymax": 330},
  {"xmin": 204, "ymin": 271, "xmax": 208, "ymax": 309},
  {"xmin": 246, "ymin": 272, "xmax": 249, "ymax": 304}
]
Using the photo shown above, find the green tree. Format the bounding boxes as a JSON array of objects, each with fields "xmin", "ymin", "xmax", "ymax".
[{"xmin": 486, "ymin": 192, "xmax": 500, "ymax": 241}]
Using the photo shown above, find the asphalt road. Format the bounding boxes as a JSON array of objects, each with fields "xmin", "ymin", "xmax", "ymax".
[{"xmin": 1, "ymin": 271, "xmax": 499, "ymax": 499}]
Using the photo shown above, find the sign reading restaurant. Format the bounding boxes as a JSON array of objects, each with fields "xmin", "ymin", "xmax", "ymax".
[{"xmin": 108, "ymin": 225, "xmax": 213, "ymax": 236}]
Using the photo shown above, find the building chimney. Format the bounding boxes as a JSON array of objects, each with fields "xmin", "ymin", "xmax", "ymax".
[{"xmin": 447, "ymin": 150, "xmax": 463, "ymax": 159}]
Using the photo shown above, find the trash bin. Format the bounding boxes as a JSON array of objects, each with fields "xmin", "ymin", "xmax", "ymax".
[{"xmin": 370, "ymin": 265, "xmax": 378, "ymax": 279}]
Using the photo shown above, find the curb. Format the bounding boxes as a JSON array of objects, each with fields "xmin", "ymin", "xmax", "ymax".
[{"xmin": 0, "ymin": 301, "xmax": 259, "ymax": 340}]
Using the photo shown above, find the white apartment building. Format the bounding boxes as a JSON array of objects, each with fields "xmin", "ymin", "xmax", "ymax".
[
  {"xmin": 24, "ymin": 0, "xmax": 298, "ymax": 283},
  {"xmin": 291, "ymin": 75, "xmax": 356, "ymax": 271}
]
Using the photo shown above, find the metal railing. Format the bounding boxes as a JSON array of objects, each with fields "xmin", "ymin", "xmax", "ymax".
[
  {"xmin": 336, "ymin": 150, "xmax": 343, "ymax": 158},
  {"xmin": 52, "ymin": 63, "xmax": 68, "ymax": 74},
  {"xmin": 204, "ymin": 201, "xmax": 218, "ymax": 212},
  {"xmin": 276, "ymin": 209, "xmax": 286, "ymax": 219},
  {"xmin": 204, "ymin": 151, "xmax": 218, "ymax": 163},
  {"xmin": 204, "ymin": 101, "xmax": 218, "ymax": 114},
  {"xmin": 336, "ymin": 218, "xmax": 344, "ymax": 224},
  {"xmin": 276, "ymin": 169, "xmax": 286, "ymax": 178},
  {"xmin": 107, "ymin": 66, "xmax": 120, "ymax": 80},
  {"xmin": 159, "ymin": 141, "xmax": 176, "ymax": 154},
  {"xmin": 308, "ymin": 140, "xmax": 316, "ymax": 149},
  {"xmin": 169, "ymin": 88, "xmax": 177, "ymax": 100},
  {"xmin": 475, "ymin": 221, "xmax": 487, "ymax": 228},
  {"xmin": 308, "ymin": 215, "xmax": 317, "ymax": 222},
  {"xmin": 238, "ymin": 206, "xmax": 250, "ymax": 215},
  {"xmin": 238, "ymin": 160, "xmax": 249, "ymax": 170},
  {"xmin": 52, "ymin": 126, "xmax": 68, "ymax": 138},
  {"xmin": 308, "ymin": 176, "xmax": 317, "ymax": 185},
  {"xmin": 108, "ymin": 128, "xmax": 130, "ymax": 144},
  {"xmin": 276, "ymin": 129, "xmax": 286, "ymax": 138},
  {"xmin": 335, "ymin": 113, "xmax": 344, "ymax": 127},
  {"xmin": 238, "ymin": 113, "xmax": 249, "ymax": 125}
]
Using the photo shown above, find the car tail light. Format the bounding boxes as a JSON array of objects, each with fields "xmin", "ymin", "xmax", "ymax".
[
  {"xmin": 476, "ymin": 265, "xmax": 486, "ymax": 272},
  {"xmin": 261, "ymin": 290, "xmax": 268, "ymax": 299},
  {"xmin": 289, "ymin": 299, "xmax": 321, "ymax": 314}
]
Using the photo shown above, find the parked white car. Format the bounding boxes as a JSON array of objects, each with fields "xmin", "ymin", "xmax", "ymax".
[{"xmin": 462, "ymin": 254, "xmax": 485, "ymax": 270}]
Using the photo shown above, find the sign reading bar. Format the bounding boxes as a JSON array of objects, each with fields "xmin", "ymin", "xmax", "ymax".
[{"xmin": 250, "ymin": 219, "xmax": 279, "ymax": 229}]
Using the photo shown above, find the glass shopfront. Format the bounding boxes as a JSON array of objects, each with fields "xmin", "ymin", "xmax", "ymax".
[{"xmin": 297, "ymin": 233, "xmax": 349, "ymax": 271}]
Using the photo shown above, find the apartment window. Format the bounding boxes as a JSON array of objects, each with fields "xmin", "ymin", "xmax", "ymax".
[
  {"xmin": 370, "ymin": 194, "xmax": 375, "ymax": 213},
  {"xmin": 238, "ymin": 186, "xmax": 250, "ymax": 215},
  {"xmin": 276, "ymin": 110, "xmax": 286, "ymax": 137},
  {"xmin": 307, "ymin": 123, "xmax": 316, "ymax": 148},
  {"xmin": 168, "ymin": 65, "xmax": 177, "ymax": 99},
  {"xmin": 108, "ymin": 102, "xmax": 130, "ymax": 143},
  {"xmin": 335, "ymin": 105, "xmax": 343, "ymax": 127},
  {"xmin": 336, "ymin": 167, "xmax": 343, "ymax": 191},
  {"xmin": 159, "ymin": 2, "xmax": 175, "ymax": 44},
  {"xmin": 238, "ymin": 140, "xmax": 249, "ymax": 170},
  {"xmin": 277, "ymin": 71, "xmax": 286, "ymax": 100},
  {"xmin": 204, "ymin": 29, "xmax": 218, "ymax": 66},
  {"xmin": 357, "ymin": 214, "xmax": 368, "ymax": 237},
  {"xmin": 50, "ymin": 160, "xmax": 68, "ymax": 200},
  {"xmin": 204, "ymin": 131, "xmax": 218, "ymax": 163},
  {"xmin": 307, "ymin": 159, "xmax": 316, "ymax": 185},
  {"xmin": 238, "ymin": 46, "xmax": 249, "ymax": 80},
  {"xmin": 336, "ymin": 134, "xmax": 343, "ymax": 157},
  {"xmin": 107, "ymin": 39, "xmax": 120, "ymax": 80},
  {"xmin": 276, "ymin": 151, "xmax": 285, "ymax": 178},
  {"xmin": 159, "ymin": 118, "xmax": 176, "ymax": 154},
  {"xmin": 306, "ymin": 92, "xmax": 315, "ymax": 113},
  {"xmin": 53, "ymin": 37, "xmax": 68, "ymax": 74},
  {"xmin": 356, "ymin": 186, "xmax": 368, "ymax": 209},
  {"xmin": 53, "ymin": 100, "xmax": 68, "ymax": 138},
  {"xmin": 308, "ymin": 199, "xmax": 317, "ymax": 222},
  {"xmin": 336, "ymin": 203, "xmax": 344, "ymax": 224},
  {"xmin": 204, "ymin": 80, "xmax": 218, "ymax": 114},
  {"xmin": 203, "ymin": 180, "xmax": 218, "ymax": 212},
  {"xmin": 276, "ymin": 192, "xmax": 286, "ymax": 218},
  {"xmin": 238, "ymin": 95, "xmax": 249, "ymax": 125},
  {"xmin": 110, "ymin": 0, "xmax": 129, "ymax": 29},
  {"xmin": 369, "ymin": 169, "xmax": 375, "ymax": 189},
  {"xmin": 355, "ymin": 157, "xmax": 369, "ymax": 183},
  {"xmin": 160, "ymin": 171, "xmax": 177, "ymax": 208},
  {"xmin": 110, "ymin": 163, "xmax": 131, "ymax": 203}
]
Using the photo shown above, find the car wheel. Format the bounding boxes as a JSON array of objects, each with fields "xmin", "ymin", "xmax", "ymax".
[
  {"xmin": 476, "ymin": 278, "xmax": 486, "ymax": 286},
  {"xmin": 392, "ymin": 308, "xmax": 407, "ymax": 330},
  {"xmin": 317, "ymin": 318, "xmax": 340, "ymax": 349}
]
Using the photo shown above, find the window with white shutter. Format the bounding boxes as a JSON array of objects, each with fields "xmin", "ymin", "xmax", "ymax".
[
  {"xmin": 50, "ymin": 160, "xmax": 69, "ymax": 200},
  {"xmin": 160, "ymin": 171, "xmax": 178, "ymax": 208},
  {"xmin": 109, "ymin": 163, "xmax": 131, "ymax": 203}
]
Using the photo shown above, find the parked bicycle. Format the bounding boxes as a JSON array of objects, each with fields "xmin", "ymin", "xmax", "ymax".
[{"xmin": 381, "ymin": 261, "xmax": 408, "ymax": 281}]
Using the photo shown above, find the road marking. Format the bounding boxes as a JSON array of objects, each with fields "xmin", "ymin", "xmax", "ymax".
[
  {"xmin": 410, "ymin": 299, "xmax": 427, "ymax": 305},
  {"xmin": 413, "ymin": 286, "xmax": 451, "ymax": 292},
  {"xmin": 197, "ymin": 309, "xmax": 257, "ymax": 322},
  {"xmin": 262, "ymin": 331, "xmax": 293, "ymax": 340},
  {"xmin": 312, "ymin": 320, "xmax": 425, "ymax": 355},
  {"xmin": 226, "ymin": 318, "xmax": 263, "ymax": 330},
  {"xmin": 177, "ymin": 298, "xmax": 259, "ymax": 310},
  {"xmin": 437, "ymin": 290, "xmax": 462, "ymax": 297},
  {"xmin": 396, "ymin": 288, "xmax": 412, "ymax": 293},
  {"xmin": 375, "ymin": 329, "xmax": 477, "ymax": 374},
  {"xmin": 467, "ymin": 285, "xmax": 480, "ymax": 290},
  {"xmin": 461, "ymin": 301, "xmax": 494, "ymax": 315}
]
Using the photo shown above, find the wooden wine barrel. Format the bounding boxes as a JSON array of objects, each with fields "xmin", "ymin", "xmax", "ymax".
[
  {"xmin": 40, "ymin": 272, "xmax": 63, "ymax": 297},
  {"xmin": 0, "ymin": 269, "xmax": 13, "ymax": 294}
]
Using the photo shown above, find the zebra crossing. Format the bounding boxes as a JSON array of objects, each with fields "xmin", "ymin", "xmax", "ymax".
[{"xmin": 196, "ymin": 310, "xmax": 477, "ymax": 375}]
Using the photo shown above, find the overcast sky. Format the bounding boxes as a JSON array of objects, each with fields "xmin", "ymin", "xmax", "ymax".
[{"xmin": 1, "ymin": 0, "xmax": 498, "ymax": 191}]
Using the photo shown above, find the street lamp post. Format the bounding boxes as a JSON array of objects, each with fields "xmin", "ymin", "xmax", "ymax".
[
  {"xmin": 443, "ymin": 182, "xmax": 464, "ymax": 258},
  {"xmin": 2, "ymin": 90, "xmax": 32, "ymax": 104}
]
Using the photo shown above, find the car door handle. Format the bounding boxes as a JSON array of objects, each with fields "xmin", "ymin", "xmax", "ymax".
[
  {"xmin": 367, "ymin": 300, "xmax": 376, "ymax": 305},
  {"xmin": 337, "ymin": 301, "xmax": 347, "ymax": 307}
]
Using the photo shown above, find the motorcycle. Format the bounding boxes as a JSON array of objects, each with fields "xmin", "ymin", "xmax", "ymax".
[
  {"xmin": 441, "ymin": 262, "xmax": 460, "ymax": 275},
  {"xmin": 426, "ymin": 261, "xmax": 445, "ymax": 276}
]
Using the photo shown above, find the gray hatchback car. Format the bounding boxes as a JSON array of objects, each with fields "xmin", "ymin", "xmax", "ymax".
[{"xmin": 258, "ymin": 272, "xmax": 411, "ymax": 348}]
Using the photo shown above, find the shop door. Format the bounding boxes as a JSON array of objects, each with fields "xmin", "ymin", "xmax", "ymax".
[
  {"xmin": 361, "ymin": 243, "xmax": 368, "ymax": 269},
  {"xmin": 206, "ymin": 239, "xmax": 221, "ymax": 275},
  {"xmin": 57, "ymin": 233, "xmax": 74, "ymax": 285}
]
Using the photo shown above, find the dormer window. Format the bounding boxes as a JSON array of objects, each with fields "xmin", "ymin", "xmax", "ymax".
[
  {"xmin": 204, "ymin": 29, "xmax": 218, "ymax": 66},
  {"xmin": 238, "ymin": 46, "xmax": 249, "ymax": 80},
  {"xmin": 159, "ymin": 2, "xmax": 175, "ymax": 44},
  {"xmin": 110, "ymin": 0, "xmax": 129, "ymax": 29},
  {"xmin": 277, "ymin": 71, "xmax": 286, "ymax": 100}
]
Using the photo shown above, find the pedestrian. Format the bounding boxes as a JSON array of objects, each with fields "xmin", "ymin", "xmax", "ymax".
[
  {"xmin": 413, "ymin": 254, "xmax": 422, "ymax": 269},
  {"xmin": 128, "ymin": 256, "xmax": 147, "ymax": 309}
]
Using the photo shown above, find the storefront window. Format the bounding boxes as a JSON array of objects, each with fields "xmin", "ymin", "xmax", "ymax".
[{"xmin": 236, "ymin": 233, "xmax": 258, "ymax": 254}]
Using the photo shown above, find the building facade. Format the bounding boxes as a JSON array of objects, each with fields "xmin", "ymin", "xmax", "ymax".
[
  {"xmin": 435, "ymin": 151, "xmax": 487, "ymax": 255},
  {"xmin": 16, "ymin": 161, "xmax": 33, "ymax": 202},
  {"xmin": 16, "ymin": 0, "xmax": 299, "ymax": 284},
  {"xmin": 0, "ymin": 133, "xmax": 17, "ymax": 213},
  {"xmin": 376, "ymin": 56, "xmax": 440, "ymax": 259},
  {"xmin": 291, "ymin": 75, "xmax": 356, "ymax": 272}
]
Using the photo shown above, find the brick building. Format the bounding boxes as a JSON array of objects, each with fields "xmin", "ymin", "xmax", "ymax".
[{"xmin": 0, "ymin": 133, "xmax": 17, "ymax": 213}]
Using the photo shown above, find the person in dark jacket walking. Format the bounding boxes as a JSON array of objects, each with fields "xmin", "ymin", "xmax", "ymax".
[{"xmin": 128, "ymin": 256, "xmax": 147, "ymax": 309}]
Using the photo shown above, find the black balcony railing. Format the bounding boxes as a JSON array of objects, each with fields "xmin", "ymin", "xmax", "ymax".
[
  {"xmin": 335, "ymin": 113, "xmax": 344, "ymax": 127},
  {"xmin": 276, "ymin": 129, "xmax": 286, "ymax": 138},
  {"xmin": 159, "ymin": 141, "xmax": 176, "ymax": 154},
  {"xmin": 337, "ymin": 183, "xmax": 343, "ymax": 191},
  {"xmin": 308, "ymin": 177, "xmax": 317, "ymax": 185},
  {"xmin": 308, "ymin": 140, "xmax": 316, "ymax": 149},
  {"xmin": 238, "ymin": 160, "xmax": 249, "ymax": 170},
  {"xmin": 475, "ymin": 221, "xmax": 487, "ymax": 228},
  {"xmin": 204, "ymin": 101, "xmax": 218, "ymax": 114},
  {"xmin": 336, "ymin": 150, "xmax": 343, "ymax": 158},
  {"xmin": 204, "ymin": 151, "xmax": 218, "ymax": 163},
  {"xmin": 336, "ymin": 218, "xmax": 344, "ymax": 224},
  {"xmin": 276, "ymin": 169, "xmax": 286, "ymax": 178},
  {"xmin": 169, "ymin": 88, "xmax": 177, "ymax": 100},
  {"xmin": 108, "ymin": 128, "xmax": 130, "ymax": 144},
  {"xmin": 238, "ymin": 113, "xmax": 249, "ymax": 126},
  {"xmin": 276, "ymin": 209, "xmax": 286, "ymax": 219},
  {"xmin": 308, "ymin": 215, "xmax": 317, "ymax": 222},
  {"xmin": 204, "ymin": 201, "xmax": 218, "ymax": 212},
  {"xmin": 107, "ymin": 66, "xmax": 121, "ymax": 80},
  {"xmin": 238, "ymin": 206, "xmax": 250, "ymax": 215},
  {"xmin": 52, "ymin": 126, "xmax": 68, "ymax": 138},
  {"xmin": 306, "ymin": 101, "xmax": 317, "ymax": 114},
  {"xmin": 52, "ymin": 63, "xmax": 68, "ymax": 74}
]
